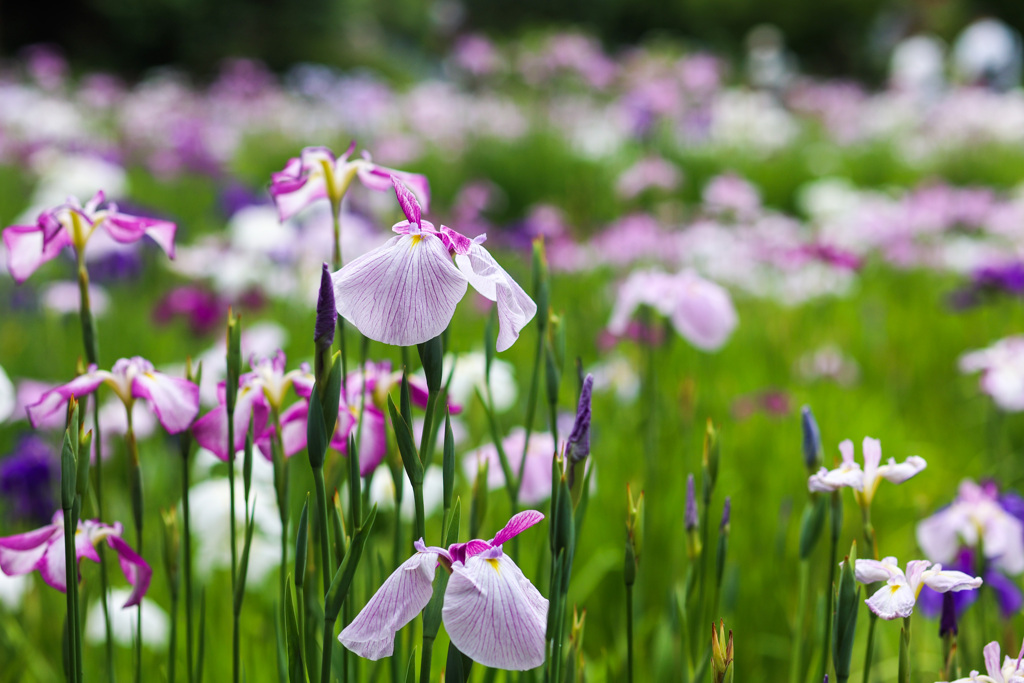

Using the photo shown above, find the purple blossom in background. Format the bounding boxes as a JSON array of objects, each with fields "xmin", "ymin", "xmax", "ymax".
[
  {"xmin": 917, "ymin": 546, "xmax": 1023, "ymax": 620},
  {"xmin": 3, "ymin": 191, "xmax": 176, "ymax": 283},
  {"xmin": 339, "ymin": 510, "xmax": 548, "ymax": 670},
  {"xmin": 959, "ymin": 336, "xmax": 1024, "ymax": 412},
  {"xmin": 0, "ymin": 435, "xmax": 56, "ymax": 524},
  {"xmin": 0, "ymin": 510, "xmax": 151, "ymax": 607},
  {"xmin": 464, "ymin": 428, "xmax": 555, "ymax": 505},
  {"xmin": 950, "ymin": 261, "xmax": 1024, "ymax": 310},
  {"xmin": 152, "ymin": 286, "xmax": 225, "ymax": 336}
]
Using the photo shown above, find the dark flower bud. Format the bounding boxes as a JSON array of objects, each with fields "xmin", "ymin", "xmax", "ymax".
[
  {"xmin": 315, "ymin": 262, "xmax": 336, "ymax": 347},
  {"xmin": 801, "ymin": 405, "xmax": 822, "ymax": 472},
  {"xmin": 685, "ymin": 474, "xmax": 699, "ymax": 531},
  {"xmin": 720, "ymin": 497, "xmax": 731, "ymax": 532},
  {"xmin": 939, "ymin": 592, "xmax": 958, "ymax": 637}
]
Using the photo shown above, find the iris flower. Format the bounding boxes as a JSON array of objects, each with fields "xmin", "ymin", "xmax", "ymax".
[
  {"xmin": 339, "ymin": 510, "xmax": 548, "ymax": 670},
  {"xmin": 192, "ymin": 350, "xmax": 313, "ymax": 461},
  {"xmin": 939, "ymin": 639, "xmax": 1024, "ymax": 683},
  {"xmin": 268, "ymin": 143, "xmax": 430, "ymax": 221},
  {"xmin": 853, "ymin": 556, "xmax": 982, "ymax": 620},
  {"xmin": 3, "ymin": 191, "xmax": 176, "ymax": 283},
  {"xmin": 333, "ymin": 178, "xmax": 536, "ymax": 350},
  {"xmin": 27, "ymin": 357, "xmax": 200, "ymax": 435},
  {"xmin": 808, "ymin": 437, "xmax": 926, "ymax": 506},
  {"xmin": 0, "ymin": 511, "xmax": 151, "ymax": 608}
]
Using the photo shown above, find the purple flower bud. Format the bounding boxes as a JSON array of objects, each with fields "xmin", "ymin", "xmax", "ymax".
[
  {"xmin": 939, "ymin": 592, "xmax": 958, "ymax": 637},
  {"xmin": 801, "ymin": 405, "xmax": 821, "ymax": 471},
  {"xmin": 685, "ymin": 474, "xmax": 698, "ymax": 531},
  {"xmin": 720, "ymin": 497, "xmax": 731, "ymax": 531},
  {"xmin": 567, "ymin": 374, "xmax": 593, "ymax": 464},
  {"xmin": 315, "ymin": 262, "xmax": 336, "ymax": 346}
]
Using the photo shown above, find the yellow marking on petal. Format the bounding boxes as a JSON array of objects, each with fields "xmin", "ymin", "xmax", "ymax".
[
  {"xmin": 890, "ymin": 585, "xmax": 901, "ymax": 595},
  {"xmin": 410, "ymin": 234, "xmax": 423, "ymax": 248},
  {"xmin": 486, "ymin": 558, "xmax": 500, "ymax": 571}
]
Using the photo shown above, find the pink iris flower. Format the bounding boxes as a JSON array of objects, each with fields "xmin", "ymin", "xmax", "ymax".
[
  {"xmin": 607, "ymin": 268, "xmax": 738, "ymax": 352},
  {"xmin": 3, "ymin": 191, "xmax": 176, "ymax": 283},
  {"xmin": 265, "ymin": 361, "xmax": 461, "ymax": 476},
  {"xmin": 269, "ymin": 143, "xmax": 430, "ymax": 222},
  {"xmin": 192, "ymin": 351, "xmax": 313, "ymax": 461},
  {"xmin": 27, "ymin": 357, "xmax": 200, "ymax": 435},
  {"xmin": 0, "ymin": 510, "xmax": 152, "ymax": 608},
  {"xmin": 332, "ymin": 178, "xmax": 536, "ymax": 350},
  {"xmin": 339, "ymin": 510, "xmax": 548, "ymax": 670}
]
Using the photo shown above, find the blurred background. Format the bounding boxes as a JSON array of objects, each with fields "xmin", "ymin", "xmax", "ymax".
[{"xmin": 3, "ymin": 0, "xmax": 1024, "ymax": 80}]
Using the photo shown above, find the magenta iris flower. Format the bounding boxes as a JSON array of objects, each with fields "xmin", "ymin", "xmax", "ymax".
[
  {"xmin": 268, "ymin": 143, "xmax": 430, "ymax": 221},
  {"xmin": 339, "ymin": 510, "xmax": 548, "ymax": 670},
  {"xmin": 333, "ymin": 178, "xmax": 536, "ymax": 350},
  {"xmin": 0, "ymin": 510, "xmax": 151, "ymax": 608},
  {"xmin": 3, "ymin": 191, "xmax": 176, "ymax": 283},
  {"xmin": 192, "ymin": 350, "xmax": 313, "ymax": 461},
  {"xmin": 27, "ymin": 357, "xmax": 200, "ymax": 435}
]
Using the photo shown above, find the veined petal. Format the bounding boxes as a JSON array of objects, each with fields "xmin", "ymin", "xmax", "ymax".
[
  {"xmin": 333, "ymin": 234, "xmax": 468, "ymax": 347},
  {"xmin": 455, "ymin": 244, "xmax": 537, "ymax": 352},
  {"xmin": 391, "ymin": 177, "xmax": 422, "ymax": 227},
  {"xmin": 865, "ymin": 579, "xmax": 917, "ymax": 620},
  {"xmin": 855, "ymin": 557, "xmax": 902, "ymax": 584},
  {"xmin": 878, "ymin": 455, "xmax": 927, "ymax": 484},
  {"xmin": 489, "ymin": 510, "xmax": 545, "ymax": 547},
  {"xmin": 3, "ymin": 224, "xmax": 70, "ymax": 283},
  {"xmin": 131, "ymin": 372, "xmax": 200, "ymax": 434},
  {"xmin": 984, "ymin": 641, "xmax": 1002, "ymax": 679},
  {"xmin": 106, "ymin": 535, "xmax": 152, "ymax": 608},
  {"xmin": 358, "ymin": 166, "xmax": 431, "ymax": 213},
  {"xmin": 26, "ymin": 370, "xmax": 105, "ymax": 429},
  {"xmin": 442, "ymin": 550, "xmax": 548, "ymax": 670},
  {"xmin": 338, "ymin": 551, "xmax": 440, "ymax": 660},
  {"xmin": 37, "ymin": 534, "xmax": 69, "ymax": 593}
]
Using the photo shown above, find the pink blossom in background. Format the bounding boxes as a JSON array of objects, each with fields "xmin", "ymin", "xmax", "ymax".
[
  {"xmin": 960, "ymin": 336, "xmax": 1024, "ymax": 411},
  {"xmin": 3, "ymin": 191, "xmax": 176, "ymax": 283},
  {"xmin": 463, "ymin": 428, "xmax": 556, "ymax": 505},
  {"xmin": 615, "ymin": 157, "xmax": 682, "ymax": 199},
  {"xmin": 0, "ymin": 510, "xmax": 151, "ymax": 607},
  {"xmin": 702, "ymin": 173, "xmax": 762, "ymax": 221}
]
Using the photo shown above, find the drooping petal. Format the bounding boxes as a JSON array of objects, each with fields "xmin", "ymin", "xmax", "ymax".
[
  {"xmin": 106, "ymin": 534, "xmax": 153, "ymax": 608},
  {"xmin": 269, "ymin": 152, "xmax": 331, "ymax": 221},
  {"xmin": 878, "ymin": 455, "xmax": 927, "ymax": 484},
  {"xmin": 37, "ymin": 533, "xmax": 69, "ymax": 592},
  {"xmin": 0, "ymin": 525, "xmax": 59, "ymax": 576},
  {"xmin": 854, "ymin": 557, "xmax": 902, "ymax": 584},
  {"xmin": 442, "ymin": 549, "xmax": 548, "ymax": 670},
  {"xmin": 102, "ymin": 213, "xmax": 177, "ymax": 258},
  {"xmin": 3, "ymin": 224, "xmax": 71, "ymax": 283},
  {"xmin": 338, "ymin": 551, "xmax": 440, "ymax": 660},
  {"xmin": 865, "ymin": 580, "xmax": 917, "ymax": 620},
  {"xmin": 131, "ymin": 372, "xmax": 200, "ymax": 434},
  {"xmin": 669, "ymin": 270, "xmax": 738, "ymax": 352},
  {"xmin": 489, "ymin": 510, "xmax": 545, "ymax": 547},
  {"xmin": 807, "ymin": 463, "xmax": 864, "ymax": 492},
  {"xmin": 333, "ymin": 234, "xmax": 468, "ymax": 347},
  {"xmin": 455, "ymin": 244, "xmax": 537, "ymax": 352},
  {"xmin": 26, "ymin": 370, "xmax": 105, "ymax": 429},
  {"xmin": 358, "ymin": 167, "xmax": 431, "ymax": 213},
  {"xmin": 391, "ymin": 177, "xmax": 422, "ymax": 227},
  {"xmin": 922, "ymin": 568, "xmax": 983, "ymax": 593}
]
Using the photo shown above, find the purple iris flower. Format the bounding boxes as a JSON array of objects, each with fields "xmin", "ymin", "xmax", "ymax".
[
  {"xmin": 0, "ymin": 435, "xmax": 56, "ymax": 524},
  {"xmin": 332, "ymin": 178, "xmax": 536, "ymax": 350},
  {"xmin": 268, "ymin": 143, "xmax": 430, "ymax": 221},
  {"xmin": 3, "ymin": 191, "xmax": 176, "ymax": 283},
  {"xmin": 339, "ymin": 510, "xmax": 548, "ymax": 670},
  {"xmin": 27, "ymin": 357, "xmax": 200, "ymax": 436},
  {"xmin": 0, "ymin": 510, "xmax": 151, "ymax": 608},
  {"xmin": 152, "ymin": 286, "xmax": 225, "ymax": 336}
]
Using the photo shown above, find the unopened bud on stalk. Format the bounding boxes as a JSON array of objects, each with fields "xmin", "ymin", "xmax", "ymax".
[
  {"xmin": 161, "ymin": 508, "xmax": 181, "ymax": 595},
  {"xmin": 61, "ymin": 397, "xmax": 79, "ymax": 511},
  {"xmin": 703, "ymin": 419, "xmax": 720, "ymax": 496},
  {"xmin": 720, "ymin": 497, "xmax": 731, "ymax": 532},
  {"xmin": 685, "ymin": 474, "xmax": 701, "ymax": 560},
  {"xmin": 939, "ymin": 592, "xmax": 958, "ymax": 637},
  {"xmin": 567, "ymin": 374, "xmax": 593, "ymax": 494},
  {"xmin": 626, "ymin": 484, "xmax": 644, "ymax": 564},
  {"xmin": 711, "ymin": 620, "xmax": 734, "ymax": 683},
  {"xmin": 801, "ymin": 405, "xmax": 822, "ymax": 472},
  {"xmin": 225, "ymin": 308, "xmax": 242, "ymax": 415},
  {"xmin": 315, "ymin": 263, "xmax": 337, "ymax": 387}
]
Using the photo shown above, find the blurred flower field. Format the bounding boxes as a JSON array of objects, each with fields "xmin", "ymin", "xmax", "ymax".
[{"xmin": 3, "ymin": 30, "xmax": 1024, "ymax": 683}]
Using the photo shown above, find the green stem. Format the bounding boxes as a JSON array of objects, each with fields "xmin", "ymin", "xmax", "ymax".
[
  {"xmin": 822, "ymin": 492, "xmax": 840, "ymax": 683},
  {"xmin": 313, "ymin": 468, "xmax": 334, "ymax": 683},
  {"xmin": 227, "ymin": 409, "xmax": 239, "ymax": 683},
  {"xmin": 125, "ymin": 421, "xmax": 144, "ymax": 683},
  {"xmin": 77, "ymin": 249, "xmax": 114, "ymax": 683},
  {"xmin": 181, "ymin": 441, "xmax": 195, "ymax": 683},
  {"xmin": 626, "ymin": 584, "xmax": 634, "ymax": 683},
  {"xmin": 897, "ymin": 616, "xmax": 911, "ymax": 683},
  {"xmin": 420, "ymin": 636, "xmax": 434, "ymax": 683},
  {"xmin": 862, "ymin": 613, "xmax": 878, "ymax": 683},
  {"xmin": 789, "ymin": 560, "xmax": 810, "ymax": 683},
  {"xmin": 169, "ymin": 592, "xmax": 178, "ymax": 683},
  {"xmin": 412, "ymin": 482, "xmax": 426, "ymax": 546},
  {"xmin": 516, "ymin": 320, "xmax": 545, "ymax": 509},
  {"xmin": 271, "ymin": 409, "xmax": 290, "ymax": 650},
  {"xmin": 330, "ymin": 199, "xmax": 348, "ymax": 383},
  {"xmin": 63, "ymin": 507, "xmax": 79, "ymax": 683}
]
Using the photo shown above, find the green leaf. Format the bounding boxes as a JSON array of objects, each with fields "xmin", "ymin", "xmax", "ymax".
[
  {"xmin": 234, "ymin": 501, "xmax": 258, "ymax": 614},
  {"xmin": 284, "ymin": 578, "xmax": 306, "ymax": 683},
  {"xmin": 388, "ymin": 396, "xmax": 423, "ymax": 485},
  {"xmin": 294, "ymin": 496, "xmax": 309, "ymax": 590},
  {"xmin": 324, "ymin": 505, "xmax": 378, "ymax": 621},
  {"xmin": 306, "ymin": 381, "xmax": 329, "ymax": 470},
  {"xmin": 442, "ymin": 411, "xmax": 455, "ymax": 514}
]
